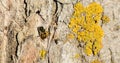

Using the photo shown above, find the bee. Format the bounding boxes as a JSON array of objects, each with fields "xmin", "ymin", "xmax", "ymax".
[{"xmin": 37, "ymin": 26, "xmax": 50, "ymax": 39}]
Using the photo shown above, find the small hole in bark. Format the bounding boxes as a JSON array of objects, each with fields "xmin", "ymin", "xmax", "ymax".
[
  {"xmin": 55, "ymin": 39, "xmax": 58, "ymax": 44},
  {"xmin": 24, "ymin": 19, "xmax": 27, "ymax": 23},
  {"xmin": 10, "ymin": 55, "xmax": 13, "ymax": 60},
  {"xmin": 36, "ymin": 10, "xmax": 40, "ymax": 14},
  {"xmin": 5, "ymin": 26, "xmax": 7, "ymax": 30}
]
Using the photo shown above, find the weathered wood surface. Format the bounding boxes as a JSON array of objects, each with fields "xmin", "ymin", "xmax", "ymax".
[{"xmin": 0, "ymin": 0, "xmax": 120, "ymax": 63}]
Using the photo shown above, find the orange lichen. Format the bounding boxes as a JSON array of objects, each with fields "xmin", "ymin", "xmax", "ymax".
[{"xmin": 68, "ymin": 2, "xmax": 110, "ymax": 56}]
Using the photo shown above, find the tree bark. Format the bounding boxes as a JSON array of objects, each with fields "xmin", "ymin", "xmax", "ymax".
[{"xmin": 0, "ymin": 0, "xmax": 120, "ymax": 63}]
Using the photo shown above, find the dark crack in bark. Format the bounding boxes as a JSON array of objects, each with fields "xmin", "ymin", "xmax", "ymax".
[
  {"xmin": 54, "ymin": 0, "xmax": 58, "ymax": 15},
  {"xmin": 53, "ymin": 0, "xmax": 63, "ymax": 15},
  {"xmin": 58, "ymin": 2, "xmax": 64, "ymax": 14},
  {"xmin": 47, "ymin": 0, "xmax": 60, "ymax": 62},
  {"xmin": 48, "ymin": 50, "xmax": 50, "ymax": 63},
  {"xmin": 47, "ymin": 20, "xmax": 58, "ymax": 63},
  {"xmin": 6, "ymin": 23, "xmax": 18, "ymax": 63},
  {"xmin": 36, "ymin": 10, "xmax": 45, "ymax": 21},
  {"xmin": 112, "ymin": 11, "xmax": 115, "ymax": 21},
  {"xmin": 24, "ymin": 0, "xmax": 30, "ymax": 23},
  {"xmin": 109, "ymin": 48, "xmax": 114, "ymax": 63},
  {"xmin": 15, "ymin": 33, "xmax": 19, "ymax": 58},
  {"xmin": 24, "ymin": 0, "xmax": 27, "ymax": 17}
]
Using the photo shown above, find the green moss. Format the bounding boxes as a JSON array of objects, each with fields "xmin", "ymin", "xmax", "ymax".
[{"xmin": 68, "ymin": 2, "xmax": 110, "ymax": 56}]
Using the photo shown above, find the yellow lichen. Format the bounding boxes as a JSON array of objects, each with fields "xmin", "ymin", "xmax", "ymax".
[
  {"xmin": 68, "ymin": 2, "xmax": 110, "ymax": 56},
  {"xmin": 74, "ymin": 53, "xmax": 80, "ymax": 59},
  {"xmin": 84, "ymin": 45, "xmax": 93, "ymax": 56},
  {"xmin": 102, "ymin": 15, "xmax": 110, "ymax": 23},
  {"xmin": 93, "ymin": 39, "xmax": 103, "ymax": 55},
  {"xmin": 73, "ymin": 2, "xmax": 85, "ymax": 17},
  {"xmin": 91, "ymin": 59, "xmax": 101, "ymax": 63},
  {"xmin": 67, "ymin": 34, "xmax": 75, "ymax": 39},
  {"xmin": 39, "ymin": 50, "xmax": 47, "ymax": 60}
]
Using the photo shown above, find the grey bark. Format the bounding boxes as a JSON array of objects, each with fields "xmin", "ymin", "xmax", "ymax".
[{"xmin": 0, "ymin": 0, "xmax": 120, "ymax": 63}]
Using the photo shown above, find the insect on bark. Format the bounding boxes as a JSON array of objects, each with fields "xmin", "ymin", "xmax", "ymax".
[{"xmin": 37, "ymin": 26, "xmax": 50, "ymax": 39}]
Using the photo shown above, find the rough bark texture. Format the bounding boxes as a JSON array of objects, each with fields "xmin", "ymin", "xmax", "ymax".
[{"xmin": 0, "ymin": 0, "xmax": 120, "ymax": 63}]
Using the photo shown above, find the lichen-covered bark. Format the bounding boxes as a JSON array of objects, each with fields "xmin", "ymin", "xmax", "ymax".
[{"xmin": 0, "ymin": 0, "xmax": 120, "ymax": 63}]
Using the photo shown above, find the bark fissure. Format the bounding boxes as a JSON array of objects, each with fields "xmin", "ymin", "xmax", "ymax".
[
  {"xmin": 109, "ymin": 48, "xmax": 114, "ymax": 63},
  {"xmin": 6, "ymin": 24, "xmax": 17, "ymax": 63},
  {"xmin": 54, "ymin": 0, "xmax": 58, "ymax": 15},
  {"xmin": 24, "ymin": 0, "xmax": 27, "ymax": 17},
  {"xmin": 15, "ymin": 33, "xmax": 19, "ymax": 58},
  {"xmin": 0, "ymin": 0, "xmax": 119, "ymax": 63}
]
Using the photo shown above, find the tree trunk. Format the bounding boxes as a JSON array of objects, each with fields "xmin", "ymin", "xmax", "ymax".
[{"xmin": 0, "ymin": 0, "xmax": 120, "ymax": 63}]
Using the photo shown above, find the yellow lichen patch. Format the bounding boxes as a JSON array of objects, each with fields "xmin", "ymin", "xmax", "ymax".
[
  {"xmin": 93, "ymin": 39, "xmax": 103, "ymax": 55},
  {"xmin": 84, "ymin": 46, "xmax": 93, "ymax": 56},
  {"xmin": 68, "ymin": 2, "xmax": 110, "ymax": 56},
  {"xmin": 101, "ymin": 15, "xmax": 110, "ymax": 23},
  {"xmin": 85, "ymin": 2, "xmax": 103, "ymax": 15},
  {"xmin": 67, "ymin": 34, "xmax": 75, "ymax": 39},
  {"xmin": 73, "ymin": 2, "xmax": 85, "ymax": 17},
  {"xmin": 39, "ymin": 50, "xmax": 47, "ymax": 60},
  {"xmin": 74, "ymin": 53, "xmax": 80, "ymax": 59},
  {"xmin": 91, "ymin": 59, "xmax": 101, "ymax": 63}
]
